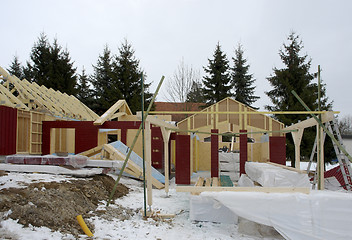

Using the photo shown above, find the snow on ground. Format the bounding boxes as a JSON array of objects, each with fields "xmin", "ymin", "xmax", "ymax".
[{"xmin": 0, "ymin": 172, "xmax": 261, "ymax": 240}]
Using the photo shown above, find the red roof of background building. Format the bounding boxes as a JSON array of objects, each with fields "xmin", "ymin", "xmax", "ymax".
[{"xmin": 154, "ymin": 102, "xmax": 205, "ymax": 122}]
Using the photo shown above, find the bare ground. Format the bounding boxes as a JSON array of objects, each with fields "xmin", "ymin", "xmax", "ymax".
[{"xmin": 0, "ymin": 174, "xmax": 134, "ymax": 237}]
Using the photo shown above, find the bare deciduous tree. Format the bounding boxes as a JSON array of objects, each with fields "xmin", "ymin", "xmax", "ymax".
[
  {"xmin": 164, "ymin": 58, "xmax": 200, "ymax": 103},
  {"xmin": 339, "ymin": 115, "xmax": 352, "ymax": 135}
]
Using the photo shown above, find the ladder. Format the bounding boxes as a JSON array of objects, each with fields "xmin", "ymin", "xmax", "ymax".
[{"xmin": 307, "ymin": 117, "xmax": 352, "ymax": 190}]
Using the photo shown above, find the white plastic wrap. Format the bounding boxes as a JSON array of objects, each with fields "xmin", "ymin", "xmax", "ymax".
[
  {"xmin": 202, "ymin": 190, "xmax": 352, "ymax": 240},
  {"xmin": 245, "ymin": 162, "xmax": 310, "ymax": 188},
  {"xmin": 190, "ymin": 195, "xmax": 238, "ymax": 224},
  {"xmin": 238, "ymin": 174, "xmax": 255, "ymax": 187}
]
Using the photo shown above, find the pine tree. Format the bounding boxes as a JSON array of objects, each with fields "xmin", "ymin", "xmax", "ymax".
[
  {"xmin": 76, "ymin": 68, "xmax": 94, "ymax": 109},
  {"xmin": 231, "ymin": 44, "xmax": 259, "ymax": 109},
  {"xmin": 266, "ymin": 32, "xmax": 332, "ymax": 165},
  {"xmin": 24, "ymin": 33, "xmax": 77, "ymax": 95},
  {"xmin": 186, "ymin": 80, "xmax": 204, "ymax": 103},
  {"xmin": 112, "ymin": 39, "xmax": 152, "ymax": 113},
  {"xmin": 7, "ymin": 55, "xmax": 25, "ymax": 80},
  {"xmin": 202, "ymin": 42, "xmax": 232, "ymax": 105},
  {"xmin": 90, "ymin": 45, "xmax": 118, "ymax": 115}
]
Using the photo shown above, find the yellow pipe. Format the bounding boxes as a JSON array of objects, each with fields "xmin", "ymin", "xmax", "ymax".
[{"xmin": 76, "ymin": 215, "xmax": 93, "ymax": 237}]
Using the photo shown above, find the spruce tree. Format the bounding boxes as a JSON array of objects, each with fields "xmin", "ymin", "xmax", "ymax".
[
  {"xmin": 231, "ymin": 44, "xmax": 259, "ymax": 109},
  {"xmin": 202, "ymin": 42, "xmax": 232, "ymax": 105},
  {"xmin": 90, "ymin": 45, "xmax": 118, "ymax": 115},
  {"xmin": 76, "ymin": 68, "xmax": 94, "ymax": 109},
  {"xmin": 186, "ymin": 80, "xmax": 204, "ymax": 103},
  {"xmin": 266, "ymin": 32, "xmax": 332, "ymax": 165},
  {"xmin": 112, "ymin": 39, "xmax": 152, "ymax": 113},
  {"xmin": 24, "ymin": 33, "xmax": 77, "ymax": 95},
  {"xmin": 7, "ymin": 55, "xmax": 25, "ymax": 80}
]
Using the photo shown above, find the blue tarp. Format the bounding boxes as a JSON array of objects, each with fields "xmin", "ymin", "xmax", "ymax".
[{"xmin": 108, "ymin": 141, "xmax": 165, "ymax": 184}]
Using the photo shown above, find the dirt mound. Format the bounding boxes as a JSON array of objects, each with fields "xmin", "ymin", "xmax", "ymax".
[{"xmin": 0, "ymin": 174, "xmax": 131, "ymax": 237}]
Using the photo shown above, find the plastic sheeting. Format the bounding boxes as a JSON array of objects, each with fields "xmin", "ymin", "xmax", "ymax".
[
  {"xmin": 245, "ymin": 162, "xmax": 310, "ymax": 188},
  {"xmin": 6, "ymin": 154, "xmax": 88, "ymax": 168},
  {"xmin": 202, "ymin": 190, "xmax": 352, "ymax": 240},
  {"xmin": 190, "ymin": 195, "xmax": 238, "ymax": 224}
]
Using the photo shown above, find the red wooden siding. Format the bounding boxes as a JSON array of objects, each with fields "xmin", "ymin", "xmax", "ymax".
[
  {"xmin": 240, "ymin": 130, "xmax": 248, "ymax": 175},
  {"xmin": 175, "ymin": 134, "xmax": 190, "ymax": 184},
  {"xmin": 269, "ymin": 136, "xmax": 286, "ymax": 165},
  {"xmin": 211, "ymin": 129, "xmax": 219, "ymax": 178},
  {"xmin": 0, "ymin": 106, "xmax": 17, "ymax": 155}
]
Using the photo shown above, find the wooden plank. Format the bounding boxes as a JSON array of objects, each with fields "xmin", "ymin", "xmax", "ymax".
[
  {"xmin": 78, "ymin": 145, "xmax": 103, "ymax": 157},
  {"xmin": 284, "ymin": 112, "xmax": 334, "ymax": 131},
  {"xmin": 195, "ymin": 177, "xmax": 204, "ymax": 187},
  {"xmin": 212, "ymin": 177, "xmax": 219, "ymax": 187},
  {"xmin": 136, "ymin": 112, "xmax": 178, "ymax": 129},
  {"xmin": 176, "ymin": 186, "xmax": 310, "ymax": 194},
  {"xmin": 205, "ymin": 178, "xmax": 211, "ymax": 187}
]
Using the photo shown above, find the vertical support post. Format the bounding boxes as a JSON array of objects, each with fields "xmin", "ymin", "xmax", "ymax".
[
  {"xmin": 175, "ymin": 134, "xmax": 190, "ymax": 184},
  {"xmin": 240, "ymin": 130, "xmax": 248, "ymax": 175},
  {"xmin": 211, "ymin": 129, "xmax": 219, "ymax": 178},
  {"xmin": 145, "ymin": 121, "xmax": 152, "ymax": 209},
  {"xmin": 291, "ymin": 129, "xmax": 304, "ymax": 169},
  {"xmin": 161, "ymin": 128, "xmax": 171, "ymax": 196}
]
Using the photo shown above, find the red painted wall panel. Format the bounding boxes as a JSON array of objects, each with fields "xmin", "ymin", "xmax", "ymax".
[
  {"xmin": 42, "ymin": 121, "xmax": 98, "ymax": 155},
  {"xmin": 211, "ymin": 129, "xmax": 219, "ymax": 177},
  {"xmin": 269, "ymin": 136, "xmax": 286, "ymax": 165},
  {"xmin": 240, "ymin": 130, "xmax": 248, "ymax": 175},
  {"xmin": 151, "ymin": 125, "xmax": 163, "ymax": 169},
  {"xmin": 175, "ymin": 134, "xmax": 190, "ymax": 184},
  {"xmin": 0, "ymin": 106, "xmax": 17, "ymax": 155}
]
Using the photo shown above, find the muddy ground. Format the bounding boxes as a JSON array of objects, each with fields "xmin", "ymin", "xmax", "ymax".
[{"xmin": 0, "ymin": 173, "xmax": 134, "ymax": 237}]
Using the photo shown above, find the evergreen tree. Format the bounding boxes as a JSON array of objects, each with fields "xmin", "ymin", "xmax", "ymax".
[
  {"xmin": 186, "ymin": 80, "xmax": 204, "ymax": 103},
  {"xmin": 7, "ymin": 55, "xmax": 25, "ymax": 79},
  {"xmin": 76, "ymin": 67, "xmax": 94, "ymax": 109},
  {"xmin": 231, "ymin": 44, "xmax": 259, "ymax": 109},
  {"xmin": 202, "ymin": 42, "xmax": 232, "ymax": 105},
  {"xmin": 24, "ymin": 32, "xmax": 77, "ymax": 95},
  {"xmin": 90, "ymin": 45, "xmax": 118, "ymax": 115},
  {"xmin": 112, "ymin": 39, "xmax": 152, "ymax": 113},
  {"xmin": 266, "ymin": 32, "xmax": 332, "ymax": 165}
]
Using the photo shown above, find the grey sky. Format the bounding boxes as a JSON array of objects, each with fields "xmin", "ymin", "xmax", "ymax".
[{"xmin": 1, "ymin": 0, "xmax": 351, "ymax": 118}]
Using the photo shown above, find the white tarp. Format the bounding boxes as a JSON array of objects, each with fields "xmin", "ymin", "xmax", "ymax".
[
  {"xmin": 245, "ymin": 162, "xmax": 310, "ymax": 188},
  {"xmin": 202, "ymin": 190, "xmax": 352, "ymax": 240},
  {"xmin": 190, "ymin": 195, "xmax": 238, "ymax": 224}
]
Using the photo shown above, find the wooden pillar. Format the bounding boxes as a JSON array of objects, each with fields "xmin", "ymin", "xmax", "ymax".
[
  {"xmin": 240, "ymin": 130, "xmax": 247, "ymax": 175},
  {"xmin": 121, "ymin": 128, "xmax": 127, "ymax": 145},
  {"xmin": 211, "ymin": 129, "xmax": 219, "ymax": 178},
  {"xmin": 291, "ymin": 129, "xmax": 304, "ymax": 169},
  {"xmin": 145, "ymin": 121, "xmax": 152, "ymax": 209},
  {"xmin": 175, "ymin": 134, "xmax": 190, "ymax": 185},
  {"xmin": 161, "ymin": 127, "xmax": 171, "ymax": 196}
]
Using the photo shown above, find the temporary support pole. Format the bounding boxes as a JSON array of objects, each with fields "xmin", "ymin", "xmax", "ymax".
[
  {"xmin": 107, "ymin": 76, "xmax": 165, "ymax": 206},
  {"xmin": 317, "ymin": 65, "xmax": 324, "ymax": 190},
  {"xmin": 141, "ymin": 74, "xmax": 147, "ymax": 217}
]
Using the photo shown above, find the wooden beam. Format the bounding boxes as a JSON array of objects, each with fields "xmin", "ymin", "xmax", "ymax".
[
  {"xmin": 94, "ymin": 100, "xmax": 132, "ymax": 125},
  {"xmin": 176, "ymin": 186, "xmax": 310, "ymax": 194},
  {"xmin": 78, "ymin": 145, "xmax": 104, "ymax": 157},
  {"xmin": 136, "ymin": 112, "xmax": 178, "ymax": 129},
  {"xmin": 284, "ymin": 112, "xmax": 334, "ymax": 131}
]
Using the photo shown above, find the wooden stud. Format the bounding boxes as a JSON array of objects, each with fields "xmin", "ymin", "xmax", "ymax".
[{"xmin": 145, "ymin": 121, "xmax": 153, "ymax": 208}]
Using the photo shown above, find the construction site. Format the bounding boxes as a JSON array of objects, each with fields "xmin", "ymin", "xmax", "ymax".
[{"xmin": 1, "ymin": 65, "xmax": 352, "ymax": 240}]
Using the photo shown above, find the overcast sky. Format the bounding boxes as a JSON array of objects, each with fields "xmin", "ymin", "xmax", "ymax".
[{"xmin": 1, "ymin": 0, "xmax": 351, "ymax": 118}]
